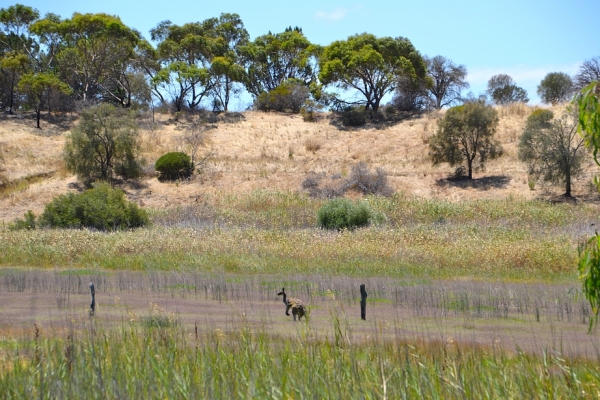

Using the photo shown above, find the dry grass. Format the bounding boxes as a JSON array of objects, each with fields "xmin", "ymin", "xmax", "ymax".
[{"xmin": 1, "ymin": 104, "xmax": 599, "ymax": 222}]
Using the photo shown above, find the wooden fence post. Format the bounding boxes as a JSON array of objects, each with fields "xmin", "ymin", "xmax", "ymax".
[
  {"xmin": 360, "ymin": 284, "xmax": 367, "ymax": 320},
  {"xmin": 89, "ymin": 282, "xmax": 95, "ymax": 316}
]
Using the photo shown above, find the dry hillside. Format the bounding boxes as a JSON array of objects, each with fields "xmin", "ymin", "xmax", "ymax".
[{"xmin": 1, "ymin": 104, "xmax": 599, "ymax": 223}]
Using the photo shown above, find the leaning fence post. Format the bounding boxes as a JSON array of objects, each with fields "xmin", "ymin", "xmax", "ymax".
[
  {"xmin": 89, "ymin": 282, "xmax": 95, "ymax": 316},
  {"xmin": 360, "ymin": 284, "xmax": 367, "ymax": 320}
]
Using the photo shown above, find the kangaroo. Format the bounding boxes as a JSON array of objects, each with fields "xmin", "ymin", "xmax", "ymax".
[{"xmin": 277, "ymin": 287, "xmax": 305, "ymax": 321}]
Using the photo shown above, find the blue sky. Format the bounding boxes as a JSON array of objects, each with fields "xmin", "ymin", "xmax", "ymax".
[{"xmin": 6, "ymin": 0, "xmax": 599, "ymax": 106}]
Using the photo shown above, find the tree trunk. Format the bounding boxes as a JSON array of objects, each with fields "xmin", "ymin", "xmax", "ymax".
[
  {"xmin": 565, "ymin": 168, "xmax": 572, "ymax": 197},
  {"xmin": 467, "ymin": 159, "xmax": 473, "ymax": 179},
  {"xmin": 36, "ymin": 108, "xmax": 41, "ymax": 129}
]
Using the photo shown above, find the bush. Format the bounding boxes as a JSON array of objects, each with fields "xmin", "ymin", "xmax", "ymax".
[
  {"xmin": 64, "ymin": 103, "xmax": 143, "ymax": 186},
  {"xmin": 339, "ymin": 106, "xmax": 367, "ymax": 127},
  {"xmin": 317, "ymin": 198, "xmax": 374, "ymax": 230},
  {"xmin": 346, "ymin": 162, "xmax": 394, "ymax": 196},
  {"xmin": 255, "ymin": 79, "xmax": 310, "ymax": 113},
  {"xmin": 155, "ymin": 152, "xmax": 193, "ymax": 181},
  {"xmin": 39, "ymin": 182, "xmax": 148, "ymax": 231},
  {"xmin": 9, "ymin": 210, "xmax": 37, "ymax": 231}
]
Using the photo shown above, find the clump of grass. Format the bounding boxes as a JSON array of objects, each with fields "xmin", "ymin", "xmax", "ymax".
[
  {"xmin": 304, "ymin": 138, "xmax": 321, "ymax": 153},
  {"xmin": 140, "ymin": 302, "xmax": 180, "ymax": 328}
]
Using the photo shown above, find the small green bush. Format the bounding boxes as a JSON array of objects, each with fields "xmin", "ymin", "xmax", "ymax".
[
  {"xmin": 155, "ymin": 152, "xmax": 193, "ymax": 181},
  {"xmin": 339, "ymin": 106, "xmax": 367, "ymax": 127},
  {"xmin": 317, "ymin": 198, "xmax": 373, "ymax": 230},
  {"xmin": 255, "ymin": 79, "xmax": 310, "ymax": 113},
  {"xmin": 9, "ymin": 210, "xmax": 37, "ymax": 230},
  {"xmin": 39, "ymin": 182, "xmax": 148, "ymax": 231}
]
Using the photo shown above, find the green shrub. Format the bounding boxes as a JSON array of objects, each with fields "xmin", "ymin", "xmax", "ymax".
[
  {"xmin": 39, "ymin": 182, "xmax": 148, "ymax": 231},
  {"xmin": 155, "ymin": 152, "xmax": 193, "ymax": 181},
  {"xmin": 255, "ymin": 79, "xmax": 310, "ymax": 113},
  {"xmin": 339, "ymin": 106, "xmax": 367, "ymax": 127},
  {"xmin": 317, "ymin": 198, "xmax": 373, "ymax": 230},
  {"xmin": 9, "ymin": 210, "xmax": 37, "ymax": 230}
]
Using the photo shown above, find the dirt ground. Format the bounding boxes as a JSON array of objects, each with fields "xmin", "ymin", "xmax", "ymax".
[
  {"xmin": 1, "ymin": 289, "xmax": 597, "ymax": 359},
  {"xmin": 2, "ymin": 105, "xmax": 599, "ymax": 223}
]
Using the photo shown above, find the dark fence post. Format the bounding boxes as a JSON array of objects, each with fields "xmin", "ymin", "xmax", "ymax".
[
  {"xmin": 360, "ymin": 284, "xmax": 367, "ymax": 320},
  {"xmin": 89, "ymin": 282, "xmax": 95, "ymax": 316}
]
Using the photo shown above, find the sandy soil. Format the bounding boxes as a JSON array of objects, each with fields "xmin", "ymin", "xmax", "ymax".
[{"xmin": 2, "ymin": 105, "xmax": 599, "ymax": 223}]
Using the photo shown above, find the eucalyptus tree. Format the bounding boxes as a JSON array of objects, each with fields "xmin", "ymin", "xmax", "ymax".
[
  {"xmin": 240, "ymin": 27, "xmax": 319, "ymax": 99},
  {"xmin": 208, "ymin": 13, "xmax": 248, "ymax": 111},
  {"xmin": 537, "ymin": 72, "xmax": 574, "ymax": 105},
  {"xmin": 0, "ymin": 4, "xmax": 40, "ymax": 112},
  {"xmin": 319, "ymin": 33, "xmax": 426, "ymax": 113},
  {"xmin": 518, "ymin": 109, "xmax": 585, "ymax": 197},
  {"xmin": 150, "ymin": 18, "xmax": 226, "ymax": 112},
  {"xmin": 425, "ymin": 55, "xmax": 469, "ymax": 109},
  {"xmin": 429, "ymin": 101, "xmax": 502, "ymax": 179},
  {"xmin": 30, "ymin": 12, "xmax": 141, "ymax": 105},
  {"xmin": 18, "ymin": 72, "xmax": 70, "ymax": 127},
  {"xmin": 574, "ymin": 57, "xmax": 600, "ymax": 92},
  {"xmin": 486, "ymin": 74, "xmax": 529, "ymax": 105}
]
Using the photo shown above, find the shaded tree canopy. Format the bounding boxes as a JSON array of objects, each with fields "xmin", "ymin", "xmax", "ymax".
[
  {"xmin": 30, "ymin": 12, "xmax": 141, "ymax": 105},
  {"xmin": 429, "ymin": 102, "xmax": 502, "ymax": 179},
  {"xmin": 240, "ymin": 28, "xmax": 318, "ymax": 98},
  {"xmin": 537, "ymin": 72, "xmax": 573, "ymax": 105},
  {"xmin": 319, "ymin": 33, "xmax": 426, "ymax": 113},
  {"xmin": 518, "ymin": 109, "xmax": 585, "ymax": 197},
  {"xmin": 486, "ymin": 74, "xmax": 529, "ymax": 105}
]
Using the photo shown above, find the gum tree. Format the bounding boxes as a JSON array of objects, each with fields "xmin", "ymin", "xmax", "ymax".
[
  {"xmin": 537, "ymin": 72, "xmax": 574, "ymax": 105},
  {"xmin": 518, "ymin": 109, "xmax": 585, "ymax": 197},
  {"xmin": 429, "ymin": 101, "xmax": 502, "ymax": 179},
  {"xmin": 319, "ymin": 33, "xmax": 426, "ymax": 113}
]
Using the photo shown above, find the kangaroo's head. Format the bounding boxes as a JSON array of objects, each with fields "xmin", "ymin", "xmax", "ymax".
[{"xmin": 277, "ymin": 287, "xmax": 286, "ymax": 297}]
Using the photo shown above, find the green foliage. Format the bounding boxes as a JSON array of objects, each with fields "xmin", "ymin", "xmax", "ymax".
[
  {"xmin": 429, "ymin": 102, "xmax": 502, "ymax": 179},
  {"xmin": 240, "ymin": 28, "xmax": 318, "ymax": 98},
  {"xmin": 518, "ymin": 108, "xmax": 584, "ymax": 197},
  {"xmin": 578, "ymin": 233, "xmax": 600, "ymax": 332},
  {"xmin": 577, "ymin": 82, "xmax": 600, "ymax": 165},
  {"xmin": 39, "ymin": 182, "xmax": 148, "ymax": 231},
  {"xmin": 537, "ymin": 72, "xmax": 574, "ymax": 105},
  {"xmin": 486, "ymin": 74, "xmax": 529, "ymax": 105},
  {"xmin": 8, "ymin": 210, "xmax": 36, "ymax": 230},
  {"xmin": 317, "ymin": 198, "xmax": 374, "ymax": 230},
  {"xmin": 339, "ymin": 106, "xmax": 367, "ymax": 127},
  {"xmin": 17, "ymin": 72, "xmax": 71, "ymax": 128},
  {"xmin": 319, "ymin": 33, "xmax": 427, "ymax": 113},
  {"xmin": 64, "ymin": 103, "xmax": 143, "ymax": 186},
  {"xmin": 254, "ymin": 79, "xmax": 310, "ymax": 113},
  {"xmin": 30, "ymin": 12, "xmax": 141, "ymax": 106},
  {"xmin": 300, "ymin": 99, "xmax": 322, "ymax": 122},
  {"xmin": 155, "ymin": 152, "xmax": 193, "ymax": 181}
]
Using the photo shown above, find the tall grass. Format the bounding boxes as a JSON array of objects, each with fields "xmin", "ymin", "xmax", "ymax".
[
  {"xmin": 1, "ymin": 192, "xmax": 596, "ymax": 282},
  {"xmin": 0, "ymin": 318, "xmax": 598, "ymax": 399}
]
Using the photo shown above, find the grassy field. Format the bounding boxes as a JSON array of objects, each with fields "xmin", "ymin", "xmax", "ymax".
[
  {"xmin": 2, "ymin": 106, "xmax": 600, "ymax": 397},
  {"xmin": 1, "ymin": 193, "xmax": 600, "ymax": 398}
]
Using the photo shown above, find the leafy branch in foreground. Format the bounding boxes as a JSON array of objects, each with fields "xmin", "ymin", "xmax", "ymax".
[{"xmin": 578, "ymin": 232, "xmax": 600, "ymax": 332}]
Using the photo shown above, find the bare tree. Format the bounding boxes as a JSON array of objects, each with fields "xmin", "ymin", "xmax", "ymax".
[
  {"xmin": 179, "ymin": 119, "xmax": 216, "ymax": 175},
  {"xmin": 574, "ymin": 57, "xmax": 600, "ymax": 92},
  {"xmin": 425, "ymin": 55, "xmax": 469, "ymax": 109}
]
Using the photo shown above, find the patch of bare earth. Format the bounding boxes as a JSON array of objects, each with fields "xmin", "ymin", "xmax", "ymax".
[{"xmin": 0, "ymin": 284, "xmax": 596, "ymax": 359}]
